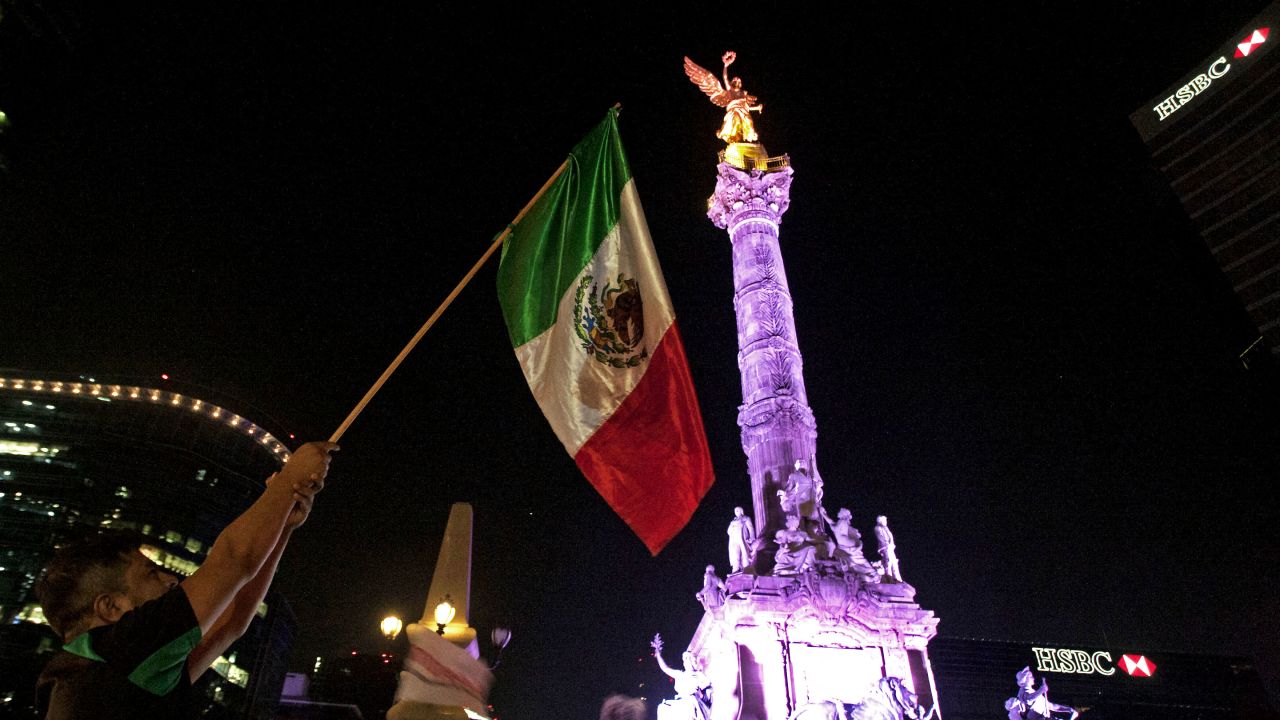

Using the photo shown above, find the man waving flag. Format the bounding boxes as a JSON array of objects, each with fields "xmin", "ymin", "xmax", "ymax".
[{"xmin": 497, "ymin": 108, "xmax": 714, "ymax": 555}]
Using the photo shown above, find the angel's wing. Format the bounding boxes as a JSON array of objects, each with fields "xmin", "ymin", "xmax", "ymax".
[{"xmin": 684, "ymin": 56, "xmax": 730, "ymax": 107}]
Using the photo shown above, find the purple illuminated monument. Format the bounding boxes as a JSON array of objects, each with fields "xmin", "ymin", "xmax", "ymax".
[{"xmin": 668, "ymin": 54, "xmax": 940, "ymax": 720}]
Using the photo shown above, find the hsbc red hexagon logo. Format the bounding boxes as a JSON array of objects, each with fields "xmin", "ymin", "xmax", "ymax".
[
  {"xmin": 1119, "ymin": 654, "xmax": 1157, "ymax": 678},
  {"xmin": 1236, "ymin": 28, "xmax": 1270, "ymax": 58}
]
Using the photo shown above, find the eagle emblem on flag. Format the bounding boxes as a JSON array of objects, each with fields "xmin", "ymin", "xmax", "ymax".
[{"xmin": 573, "ymin": 273, "xmax": 649, "ymax": 368}]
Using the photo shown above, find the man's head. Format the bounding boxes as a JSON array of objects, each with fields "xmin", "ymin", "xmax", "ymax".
[
  {"xmin": 876, "ymin": 515, "xmax": 888, "ymax": 526},
  {"xmin": 734, "ymin": 506, "xmax": 745, "ymax": 517},
  {"xmin": 34, "ymin": 532, "xmax": 179, "ymax": 640},
  {"xmin": 599, "ymin": 694, "xmax": 646, "ymax": 720}
]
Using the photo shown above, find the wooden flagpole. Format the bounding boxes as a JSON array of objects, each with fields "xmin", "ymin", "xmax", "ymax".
[{"xmin": 328, "ymin": 156, "xmax": 572, "ymax": 443}]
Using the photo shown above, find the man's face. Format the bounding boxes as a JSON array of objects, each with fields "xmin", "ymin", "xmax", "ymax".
[{"xmin": 119, "ymin": 550, "xmax": 179, "ymax": 610}]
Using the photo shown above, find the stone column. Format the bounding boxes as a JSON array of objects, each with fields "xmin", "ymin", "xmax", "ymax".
[{"xmin": 708, "ymin": 161, "xmax": 817, "ymax": 565}]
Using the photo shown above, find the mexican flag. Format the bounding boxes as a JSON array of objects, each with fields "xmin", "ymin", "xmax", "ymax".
[{"xmin": 497, "ymin": 109, "xmax": 714, "ymax": 555}]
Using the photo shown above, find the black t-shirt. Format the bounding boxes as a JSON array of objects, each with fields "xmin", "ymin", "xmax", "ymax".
[{"xmin": 36, "ymin": 585, "xmax": 202, "ymax": 719}]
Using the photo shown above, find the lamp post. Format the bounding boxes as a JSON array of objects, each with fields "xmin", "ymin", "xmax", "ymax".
[
  {"xmin": 433, "ymin": 596, "xmax": 456, "ymax": 635},
  {"xmin": 489, "ymin": 627, "xmax": 512, "ymax": 669},
  {"xmin": 380, "ymin": 615, "xmax": 403, "ymax": 642},
  {"xmin": 371, "ymin": 614, "xmax": 404, "ymax": 719},
  {"xmin": 379, "ymin": 614, "xmax": 404, "ymax": 666}
]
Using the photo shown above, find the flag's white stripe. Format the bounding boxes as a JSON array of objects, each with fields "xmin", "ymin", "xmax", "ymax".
[{"xmin": 514, "ymin": 180, "xmax": 675, "ymax": 455}]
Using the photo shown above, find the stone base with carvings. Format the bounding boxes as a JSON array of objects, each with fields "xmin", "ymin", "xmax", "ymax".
[{"xmin": 689, "ymin": 570, "xmax": 939, "ymax": 720}]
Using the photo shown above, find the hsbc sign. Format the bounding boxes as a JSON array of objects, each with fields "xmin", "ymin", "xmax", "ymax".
[
  {"xmin": 1032, "ymin": 647, "xmax": 1158, "ymax": 679},
  {"xmin": 1151, "ymin": 56, "xmax": 1231, "ymax": 122},
  {"xmin": 1132, "ymin": 9, "xmax": 1280, "ymax": 143},
  {"xmin": 1150, "ymin": 27, "xmax": 1271, "ymax": 123},
  {"xmin": 1033, "ymin": 647, "xmax": 1116, "ymax": 676},
  {"xmin": 1119, "ymin": 653, "xmax": 1158, "ymax": 677},
  {"xmin": 1236, "ymin": 28, "xmax": 1270, "ymax": 57}
]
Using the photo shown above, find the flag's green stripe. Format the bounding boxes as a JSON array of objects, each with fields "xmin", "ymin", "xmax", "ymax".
[{"xmin": 497, "ymin": 108, "xmax": 633, "ymax": 348}]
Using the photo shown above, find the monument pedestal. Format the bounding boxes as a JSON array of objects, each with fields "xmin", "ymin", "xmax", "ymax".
[{"xmin": 690, "ymin": 572, "xmax": 939, "ymax": 720}]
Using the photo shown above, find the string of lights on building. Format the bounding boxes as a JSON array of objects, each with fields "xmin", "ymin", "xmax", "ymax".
[{"xmin": 0, "ymin": 376, "xmax": 291, "ymax": 462}]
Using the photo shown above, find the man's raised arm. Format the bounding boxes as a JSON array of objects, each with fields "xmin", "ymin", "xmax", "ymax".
[
  {"xmin": 188, "ymin": 472, "xmax": 322, "ymax": 680},
  {"xmin": 180, "ymin": 441, "xmax": 336, "ymax": 634}
]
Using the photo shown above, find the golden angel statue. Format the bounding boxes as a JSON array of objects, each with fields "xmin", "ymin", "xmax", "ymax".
[{"xmin": 683, "ymin": 51, "xmax": 764, "ymax": 144}]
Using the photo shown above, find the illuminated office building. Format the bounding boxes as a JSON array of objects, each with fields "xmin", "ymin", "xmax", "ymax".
[
  {"xmin": 0, "ymin": 371, "xmax": 293, "ymax": 719},
  {"xmin": 930, "ymin": 636, "xmax": 1272, "ymax": 719},
  {"xmin": 1131, "ymin": 1, "xmax": 1280, "ymax": 366}
]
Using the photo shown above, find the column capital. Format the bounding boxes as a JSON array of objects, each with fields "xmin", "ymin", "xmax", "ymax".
[{"xmin": 708, "ymin": 163, "xmax": 794, "ymax": 231}]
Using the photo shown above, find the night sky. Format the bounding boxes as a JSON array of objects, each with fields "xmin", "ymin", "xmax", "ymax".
[{"xmin": 3, "ymin": 3, "xmax": 1279, "ymax": 718}]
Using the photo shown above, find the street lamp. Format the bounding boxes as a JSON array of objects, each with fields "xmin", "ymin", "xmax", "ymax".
[
  {"xmin": 380, "ymin": 615, "xmax": 403, "ymax": 641},
  {"xmin": 490, "ymin": 627, "xmax": 511, "ymax": 649},
  {"xmin": 489, "ymin": 627, "xmax": 512, "ymax": 669},
  {"xmin": 433, "ymin": 596, "xmax": 456, "ymax": 635}
]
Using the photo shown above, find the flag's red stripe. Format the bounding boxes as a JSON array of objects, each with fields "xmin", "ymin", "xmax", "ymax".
[{"xmin": 574, "ymin": 323, "xmax": 715, "ymax": 555}]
